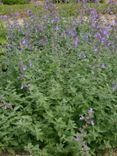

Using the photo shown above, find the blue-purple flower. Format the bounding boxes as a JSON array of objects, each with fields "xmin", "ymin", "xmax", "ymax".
[
  {"xmin": 73, "ymin": 36, "xmax": 79, "ymax": 48},
  {"xmin": 20, "ymin": 39, "xmax": 28, "ymax": 47},
  {"xmin": 55, "ymin": 25, "xmax": 59, "ymax": 31},
  {"xmin": 90, "ymin": 9, "xmax": 99, "ymax": 20},
  {"xmin": 100, "ymin": 37, "xmax": 107, "ymax": 44},
  {"xmin": 80, "ymin": 115, "xmax": 85, "ymax": 120},
  {"xmin": 95, "ymin": 0, "xmax": 100, "ymax": 3},
  {"xmin": 51, "ymin": 17, "xmax": 59, "ymax": 24},
  {"xmin": 29, "ymin": 61, "xmax": 32, "ymax": 67},
  {"xmin": 21, "ymin": 64, "xmax": 27, "ymax": 71},
  {"xmin": 94, "ymin": 32, "xmax": 101, "ymax": 41},
  {"xmin": 61, "ymin": 31, "xmax": 66, "ymax": 38},
  {"xmin": 88, "ymin": 108, "xmax": 94, "ymax": 118},
  {"xmin": 18, "ymin": 74, "xmax": 24, "ymax": 80},
  {"xmin": 85, "ymin": 32, "xmax": 90, "ymax": 42},
  {"xmin": 101, "ymin": 28, "xmax": 110, "ymax": 38},
  {"xmin": 27, "ymin": 10, "xmax": 33, "ymax": 17}
]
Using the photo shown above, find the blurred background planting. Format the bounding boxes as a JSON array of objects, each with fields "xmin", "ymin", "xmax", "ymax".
[{"xmin": 1, "ymin": 0, "xmax": 31, "ymax": 5}]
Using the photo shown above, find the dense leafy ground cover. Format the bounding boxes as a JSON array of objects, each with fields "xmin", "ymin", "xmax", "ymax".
[{"xmin": 0, "ymin": 1, "xmax": 117, "ymax": 156}]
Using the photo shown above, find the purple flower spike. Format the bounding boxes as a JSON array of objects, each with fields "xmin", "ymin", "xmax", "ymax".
[
  {"xmin": 108, "ymin": 0, "xmax": 112, "ymax": 4},
  {"xmin": 101, "ymin": 37, "xmax": 107, "ymax": 44},
  {"xmin": 80, "ymin": 115, "xmax": 85, "ymax": 120},
  {"xmin": 95, "ymin": 0, "xmax": 100, "ymax": 3},
  {"xmin": 2, "ymin": 15, "xmax": 8, "ymax": 20},
  {"xmin": 61, "ymin": 31, "xmax": 66, "ymax": 38},
  {"xmin": 51, "ymin": 17, "xmax": 59, "ymax": 24},
  {"xmin": 55, "ymin": 25, "xmax": 59, "ymax": 31},
  {"xmin": 73, "ymin": 36, "xmax": 79, "ymax": 48},
  {"xmin": 88, "ymin": 108, "xmax": 94, "ymax": 118},
  {"xmin": 21, "ymin": 39, "xmax": 28, "ymax": 47},
  {"xmin": 85, "ymin": 32, "xmax": 90, "ymax": 41},
  {"xmin": 90, "ymin": 9, "xmax": 99, "ymax": 20},
  {"xmin": 102, "ymin": 28, "xmax": 110, "ymax": 38},
  {"xmin": 18, "ymin": 74, "xmax": 24, "ymax": 80},
  {"xmin": 90, "ymin": 120, "xmax": 95, "ymax": 126},
  {"xmin": 20, "ymin": 39, "xmax": 28, "ymax": 48},
  {"xmin": 108, "ymin": 42, "xmax": 115, "ymax": 49},
  {"xmin": 29, "ymin": 61, "xmax": 32, "ymax": 67},
  {"xmin": 27, "ymin": 10, "xmax": 33, "ymax": 17},
  {"xmin": 94, "ymin": 32, "xmax": 101, "ymax": 41},
  {"xmin": 21, "ymin": 64, "xmax": 27, "ymax": 71},
  {"xmin": 15, "ymin": 12, "xmax": 20, "ymax": 17}
]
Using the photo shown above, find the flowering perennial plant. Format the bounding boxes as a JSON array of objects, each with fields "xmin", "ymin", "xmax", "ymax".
[{"xmin": 0, "ymin": 1, "xmax": 117, "ymax": 155}]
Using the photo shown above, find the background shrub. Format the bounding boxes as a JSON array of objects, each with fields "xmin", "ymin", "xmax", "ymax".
[
  {"xmin": 52, "ymin": 0, "xmax": 106, "ymax": 3},
  {"xmin": 2, "ymin": 0, "xmax": 31, "ymax": 5}
]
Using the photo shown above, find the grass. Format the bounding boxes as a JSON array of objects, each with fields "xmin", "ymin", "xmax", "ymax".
[
  {"xmin": 57, "ymin": 3, "xmax": 117, "ymax": 16},
  {"xmin": 0, "ymin": 4, "xmax": 43, "ymax": 16}
]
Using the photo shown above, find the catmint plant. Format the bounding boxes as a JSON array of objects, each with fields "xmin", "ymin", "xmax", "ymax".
[{"xmin": 0, "ymin": 0, "xmax": 117, "ymax": 155}]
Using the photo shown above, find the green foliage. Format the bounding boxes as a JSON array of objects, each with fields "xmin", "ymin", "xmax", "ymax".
[
  {"xmin": 2, "ymin": 0, "xmax": 31, "ymax": 5},
  {"xmin": 0, "ymin": 21, "xmax": 7, "ymax": 73},
  {"xmin": 0, "ymin": 20, "xmax": 7, "ymax": 75},
  {"xmin": 0, "ymin": 20, "xmax": 7, "ymax": 45}
]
